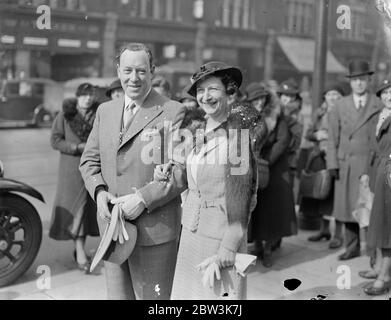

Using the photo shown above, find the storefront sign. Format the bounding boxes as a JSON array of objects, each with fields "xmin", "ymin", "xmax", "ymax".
[
  {"xmin": 57, "ymin": 39, "xmax": 81, "ymax": 48},
  {"xmin": 86, "ymin": 41, "xmax": 100, "ymax": 49},
  {"xmin": 23, "ymin": 37, "xmax": 48, "ymax": 46},
  {"xmin": 1, "ymin": 35, "xmax": 15, "ymax": 44}
]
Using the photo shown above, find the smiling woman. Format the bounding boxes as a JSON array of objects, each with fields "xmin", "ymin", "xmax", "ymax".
[{"xmin": 153, "ymin": 61, "xmax": 268, "ymax": 300}]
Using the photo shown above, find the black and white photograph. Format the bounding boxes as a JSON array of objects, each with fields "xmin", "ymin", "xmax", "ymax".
[{"xmin": 1, "ymin": 0, "xmax": 391, "ymax": 303}]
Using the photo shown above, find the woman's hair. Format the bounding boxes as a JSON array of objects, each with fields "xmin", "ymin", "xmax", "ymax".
[
  {"xmin": 76, "ymin": 83, "xmax": 95, "ymax": 97},
  {"xmin": 200, "ymin": 72, "xmax": 239, "ymax": 96}
]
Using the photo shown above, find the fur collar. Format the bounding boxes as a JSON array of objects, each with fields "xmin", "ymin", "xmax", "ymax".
[{"xmin": 62, "ymin": 97, "xmax": 98, "ymax": 142}]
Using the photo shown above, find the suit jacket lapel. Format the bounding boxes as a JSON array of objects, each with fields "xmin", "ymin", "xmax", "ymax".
[
  {"xmin": 351, "ymin": 94, "xmax": 380, "ymax": 137},
  {"xmin": 118, "ymin": 90, "xmax": 163, "ymax": 150}
]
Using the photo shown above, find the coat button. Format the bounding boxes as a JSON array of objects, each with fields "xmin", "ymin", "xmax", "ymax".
[{"xmin": 117, "ymin": 172, "xmax": 122, "ymax": 177}]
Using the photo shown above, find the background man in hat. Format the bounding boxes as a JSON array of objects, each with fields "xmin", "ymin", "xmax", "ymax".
[
  {"xmin": 327, "ymin": 60, "xmax": 381, "ymax": 260},
  {"xmin": 80, "ymin": 43, "xmax": 187, "ymax": 299}
]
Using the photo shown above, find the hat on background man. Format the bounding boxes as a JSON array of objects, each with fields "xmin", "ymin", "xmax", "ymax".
[{"xmin": 346, "ymin": 60, "xmax": 374, "ymax": 78}]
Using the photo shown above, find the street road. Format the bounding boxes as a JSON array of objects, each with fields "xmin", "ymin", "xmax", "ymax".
[{"xmin": 0, "ymin": 128, "xmax": 101, "ymax": 299}]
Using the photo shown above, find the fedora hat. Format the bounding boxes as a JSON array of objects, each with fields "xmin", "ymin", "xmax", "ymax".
[
  {"xmin": 346, "ymin": 60, "xmax": 374, "ymax": 78},
  {"xmin": 106, "ymin": 79, "xmax": 123, "ymax": 97},
  {"xmin": 187, "ymin": 61, "xmax": 242, "ymax": 97},
  {"xmin": 90, "ymin": 204, "xmax": 137, "ymax": 272},
  {"xmin": 245, "ymin": 82, "xmax": 270, "ymax": 102},
  {"xmin": 277, "ymin": 79, "xmax": 300, "ymax": 95},
  {"xmin": 376, "ymin": 78, "xmax": 391, "ymax": 97}
]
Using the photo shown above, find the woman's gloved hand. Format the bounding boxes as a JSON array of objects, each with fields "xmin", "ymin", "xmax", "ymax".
[{"xmin": 153, "ymin": 161, "xmax": 173, "ymax": 182}]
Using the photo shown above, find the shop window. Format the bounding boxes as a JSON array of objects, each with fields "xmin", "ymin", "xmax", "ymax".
[
  {"xmin": 221, "ymin": 0, "xmax": 254, "ymax": 30},
  {"xmin": 284, "ymin": 0, "xmax": 314, "ymax": 36},
  {"xmin": 336, "ymin": 9, "xmax": 366, "ymax": 41}
]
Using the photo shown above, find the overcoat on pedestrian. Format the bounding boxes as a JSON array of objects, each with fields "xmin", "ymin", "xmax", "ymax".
[
  {"xmin": 251, "ymin": 113, "xmax": 297, "ymax": 242},
  {"xmin": 327, "ymin": 94, "xmax": 381, "ymax": 222},
  {"xmin": 49, "ymin": 98, "xmax": 99, "ymax": 240},
  {"xmin": 366, "ymin": 111, "xmax": 391, "ymax": 250}
]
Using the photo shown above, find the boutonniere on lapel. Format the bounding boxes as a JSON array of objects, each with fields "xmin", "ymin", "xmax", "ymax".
[{"xmin": 142, "ymin": 126, "xmax": 160, "ymax": 139}]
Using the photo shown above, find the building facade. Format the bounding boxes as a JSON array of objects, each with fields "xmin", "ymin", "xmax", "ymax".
[{"xmin": 0, "ymin": 0, "xmax": 385, "ymax": 92}]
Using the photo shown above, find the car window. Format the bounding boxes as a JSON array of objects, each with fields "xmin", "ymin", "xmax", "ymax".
[
  {"xmin": 5, "ymin": 83, "xmax": 20, "ymax": 96},
  {"xmin": 32, "ymin": 83, "xmax": 44, "ymax": 96}
]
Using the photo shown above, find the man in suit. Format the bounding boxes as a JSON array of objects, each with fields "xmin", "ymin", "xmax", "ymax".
[
  {"xmin": 327, "ymin": 60, "xmax": 381, "ymax": 260},
  {"xmin": 79, "ymin": 43, "xmax": 187, "ymax": 299}
]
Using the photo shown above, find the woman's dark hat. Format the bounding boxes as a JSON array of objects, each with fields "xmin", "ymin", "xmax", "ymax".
[
  {"xmin": 346, "ymin": 60, "xmax": 374, "ymax": 78},
  {"xmin": 323, "ymin": 82, "xmax": 345, "ymax": 97},
  {"xmin": 277, "ymin": 79, "xmax": 300, "ymax": 95},
  {"xmin": 376, "ymin": 78, "xmax": 391, "ymax": 97},
  {"xmin": 76, "ymin": 82, "xmax": 95, "ymax": 97},
  {"xmin": 245, "ymin": 82, "xmax": 270, "ymax": 102},
  {"xmin": 106, "ymin": 79, "xmax": 123, "ymax": 97},
  {"xmin": 187, "ymin": 61, "xmax": 243, "ymax": 97}
]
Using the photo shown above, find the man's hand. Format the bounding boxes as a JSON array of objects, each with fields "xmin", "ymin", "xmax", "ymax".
[
  {"xmin": 111, "ymin": 193, "xmax": 146, "ymax": 221},
  {"xmin": 217, "ymin": 246, "xmax": 236, "ymax": 268},
  {"xmin": 96, "ymin": 190, "xmax": 116, "ymax": 222},
  {"xmin": 329, "ymin": 168, "xmax": 339, "ymax": 180}
]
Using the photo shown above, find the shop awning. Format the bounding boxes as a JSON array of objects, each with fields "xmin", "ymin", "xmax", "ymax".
[{"xmin": 277, "ymin": 36, "xmax": 346, "ymax": 74}]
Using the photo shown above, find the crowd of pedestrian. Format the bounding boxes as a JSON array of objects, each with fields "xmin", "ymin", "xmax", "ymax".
[{"xmin": 47, "ymin": 41, "xmax": 391, "ymax": 299}]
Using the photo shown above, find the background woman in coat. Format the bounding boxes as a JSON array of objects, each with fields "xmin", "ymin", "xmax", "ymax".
[
  {"xmin": 302, "ymin": 83, "xmax": 345, "ymax": 247},
  {"xmin": 249, "ymin": 83, "xmax": 297, "ymax": 268},
  {"xmin": 155, "ymin": 61, "xmax": 268, "ymax": 299},
  {"xmin": 49, "ymin": 83, "xmax": 99, "ymax": 272},
  {"xmin": 362, "ymin": 78, "xmax": 391, "ymax": 295}
]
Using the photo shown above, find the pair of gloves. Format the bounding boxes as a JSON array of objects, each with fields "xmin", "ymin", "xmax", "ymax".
[{"xmin": 195, "ymin": 254, "xmax": 257, "ymax": 288}]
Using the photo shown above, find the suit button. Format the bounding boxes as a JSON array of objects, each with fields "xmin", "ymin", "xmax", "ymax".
[{"xmin": 117, "ymin": 172, "xmax": 122, "ymax": 177}]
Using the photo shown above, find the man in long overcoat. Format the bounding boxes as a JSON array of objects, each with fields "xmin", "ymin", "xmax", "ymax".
[
  {"xmin": 79, "ymin": 43, "xmax": 187, "ymax": 299},
  {"xmin": 327, "ymin": 60, "xmax": 381, "ymax": 260}
]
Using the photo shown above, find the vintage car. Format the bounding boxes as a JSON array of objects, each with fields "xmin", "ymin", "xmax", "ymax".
[
  {"xmin": 0, "ymin": 160, "xmax": 43, "ymax": 287},
  {"xmin": 0, "ymin": 78, "xmax": 62, "ymax": 128}
]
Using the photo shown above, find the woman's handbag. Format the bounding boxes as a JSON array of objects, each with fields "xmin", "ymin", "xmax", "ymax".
[
  {"xmin": 256, "ymin": 158, "xmax": 269, "ymax": 190},
  {"xmin": 298, "ymin": 150, "xmax": 331, "ymax": 200}
]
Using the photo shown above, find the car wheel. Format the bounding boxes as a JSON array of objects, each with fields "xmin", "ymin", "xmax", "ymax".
[{"xmin": 0, "ymin": 193, "xmax": 42, "ymax": 287}]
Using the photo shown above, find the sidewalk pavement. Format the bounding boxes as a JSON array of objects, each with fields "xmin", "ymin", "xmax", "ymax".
[{"xmin": 0, "ymin": 229, "xmax": 390, "ymax": 300}]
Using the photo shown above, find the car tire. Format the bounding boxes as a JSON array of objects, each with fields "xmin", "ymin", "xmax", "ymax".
[{"xmin": 0, "ymin": 193, "xmax": 42, "ymax": 287}]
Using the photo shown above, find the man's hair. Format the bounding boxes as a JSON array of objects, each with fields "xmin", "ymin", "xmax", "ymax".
[{"xmin": 115, "ymin": 43, "xmax": 154, "ymax": 69}]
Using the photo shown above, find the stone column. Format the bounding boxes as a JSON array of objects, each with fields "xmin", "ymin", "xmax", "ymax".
[{"xmin": 102, "ymin": 12, "xmax": 118, "ymax": 77}]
